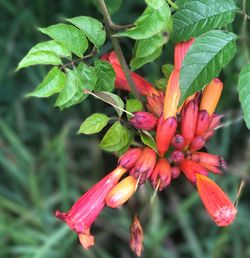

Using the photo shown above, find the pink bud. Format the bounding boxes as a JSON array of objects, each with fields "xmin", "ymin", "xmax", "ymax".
[
  {"xmin": 189, "ymin": 136, "xmax": 206, "ymax": 152},
  {"xmin": 130, "ymin": 112, "xmax": 158, "ymax": 131},
  {"xmin": 195, "ymin": 110, "xmax": 211, "ymax": 137},
  {"xmin": 172, "ymin": 134, "xmax": 186, "ymax": 150},
  {"xmin": 171, "ymin": 150, "xmax": 185, "ymax": 163},
  {"xmin": 171, "ymin": 166, "xmax": 181, "ymax": 179},
  {"xmin": 118, "ymin": 148, "xmax": 143, "ymax": 169}
]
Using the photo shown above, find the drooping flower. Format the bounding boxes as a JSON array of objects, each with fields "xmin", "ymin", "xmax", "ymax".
[
  {"xmin": 130, "ymin": 215, "xmax": 144, "ymax": 257},
  {"xmin": 118, "ymin": 148, "xmax": 143, "ymax": 169},
  {"xmin": 106, "ymin": 176, "xmax": 137, "ymax": 208},
  {"xmin": 55, "ymin": 166, "xmax": 127, "ymax": 249},
  {"xmin": 196, "ymin": 174, "xmax": 237, "ymax": 226},
  {"xmin": 130, "ymin": 111, "xmax": 158, "ymax": 131}
]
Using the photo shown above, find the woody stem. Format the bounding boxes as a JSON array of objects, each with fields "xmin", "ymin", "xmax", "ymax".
[{"xmin": 97, "ymin": 0, "xmax": 143, "ymax": 102}]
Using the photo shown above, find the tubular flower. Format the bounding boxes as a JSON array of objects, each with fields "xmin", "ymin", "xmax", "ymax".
[
  {"xmin": 130, "ymin": 215, "xmax": 144, "ymax": 257},
  {"xmin": 130, "ymin": 147, "xmax": 157, "ymax": 184},
  {"xmin": 118, "ymin": 148, "xmax": 143, "ymax": 169},
  {"xmin": 200, "ymin": 78, "xmax": 223, "ymax": 115},
  {"xmin": 55, "ymin": 166, "xmax": 127, "ymax": 249},
  {"xmin": 146, "ymin": 91, "xmax": 164, "ymax": 117},
  {"xmin": 156, "ymin": 116, "xmax": 178, "ymax": 157},
  {"xmin": 150, "ymin": 158, "xmax": 171, "ymax": 191},
  {"xmin": 174, "ymin": 38, "xmax": 195, "ymax": 70},
  {"xmin": 130, "ymin": 112, "xmax": 158, "ymax": 131},
  {"xmin": 195, "ymin": 110, "xmax": 211, "ymax": 137},
  {"xmin": 101, "ymin": 51, "xmax": 159, "ymax": 97},
  {"xmin": 180, "ymin": 99, "xmax": 199, "ymax": 147},
  {"xmin": 106, "ymin": 176, "xmax": 137, "ymax": 208},
  {"xmin": 189, "ymin": 136, "xmax": 206, "ymax": 152},
  {"xmin": 163, "ymin": 69, "xmax": 181, "ymax": 119},
  {"xmin": 196, "ymin": 174, "xmax": 237, "ymax": 226}
]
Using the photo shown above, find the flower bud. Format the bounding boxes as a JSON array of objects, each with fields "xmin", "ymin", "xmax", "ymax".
[
  {"xmin": 146, "ymin": 92, "xmax": 164, "ymax": 117},
  {"xmin": 196, "ymin": 174, "xmax": 237, "ymax": 226},
  {"xmin": 130, "ymin": 215, "xmax": 144, "ymax": 257},
  {"xmin": 177, "ymin": 92, "xmax": 197, "ymax": 113},
  {"xmin": 174, "ymin": 38, "xmax": 195, "ymax": 70},
  {"xmin": 195, "ymin": 110, "xmax": 211, "ymax": 136},
  {"xmin": 130, "ymin": 112, "xmax": 158, "ymax": 131},
  {"xmin": 130, "ymin": 148, "xmax": 157, "ymax": 184},
  {"xmin": 150, "ymin": 158, "xmax": 171, "ymax": 191},
  {"xmin": 172, "ymin": 134, "xmax": 186, "ymax": 150},
  {"xmin": 163, "ymin": 70, "xmax": 181, "ymax": 119},
  {"xmin": 208, "ymin": 113, "xmax": 223, "ymax": 131},
  {"xmin": 105, "ymin": 176, "xmax": 137, "ymax": 208},
  {"xmin": 171, "ymin": 150, "xmax": 185, "ymax": 163},
  {"xmin": 200, "ymin": 78, "xmax": 223, "ymax": 115},
  {"xmin": 156, "ymin": 116, "xmax": 178, "ymax": 157},
  {"xmin": 118, "ymin": 148, "xmax": 143, "ymax": 169},
  {"xmin": 180, "ymin": 159, "xmax": 208, "ymax": 183},
  {"xmin": 189, "ymin": 136, "xmax": 206, "ymax": 152},
  {"xmin": 181, "ymin": 100, "xmax": 198, "ymax": 146},
  {"xmin": 203, "ymin": 130, "xmax": 214, "ymax": 141},
  {"xmin": 171, "ymin": 166, "xmax": 181, "ymax": 179}
]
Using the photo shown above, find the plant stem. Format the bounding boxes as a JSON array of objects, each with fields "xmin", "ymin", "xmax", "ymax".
[{"xmin": 97, "ymin": 0, "xmax": 143, "ymax": 102}]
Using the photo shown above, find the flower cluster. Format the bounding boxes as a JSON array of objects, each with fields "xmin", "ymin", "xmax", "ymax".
[{"xmin": 55, "ymin": 39, "xmax": 237, "ymax": 253}]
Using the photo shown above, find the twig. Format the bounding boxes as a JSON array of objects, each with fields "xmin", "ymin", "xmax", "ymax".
[{"xmin": 97, "ymin": 0, "xmax": 143, "ymax": 102}]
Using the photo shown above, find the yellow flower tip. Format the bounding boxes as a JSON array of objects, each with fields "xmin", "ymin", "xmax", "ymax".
[
  {"xmin": 200, "ymin": 78, "xmax": 223, "ymax": 115},
  {"xmin": 163, "ymin": 70, "xmax": 181, "ymax": 120},
  {"xmin": 113, "ymin": 166, "xmax": 127, "ymax": 178},
  {"xmin": 78, "ymin": 231, "xmax": 95, "ymax": 249}
]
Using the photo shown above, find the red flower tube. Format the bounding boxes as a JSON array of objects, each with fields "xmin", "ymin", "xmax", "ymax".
[
  {"xmin": 118, "ymin": 148, "xmax": 143, "ymax": 169},
  {"xmin": 130, "ymin": 112, "xmax": 158, "ymax": 131},
  {"xmin": 196, "ymin": 174, "xmax": 237, "ymax": 226},
  {"xmin": 55, "ymin": 166, "xmax": 127, "ymax": 249}
]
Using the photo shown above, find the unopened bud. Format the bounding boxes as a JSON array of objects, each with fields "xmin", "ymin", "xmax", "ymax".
[
  {"xmin": 209, "ymin": 113, "xmax": 223, "ymax": 131},
  {"xmin": 105, "ymin": 176, "xmax": 137, "ymax": 208},
  {"xmin": 195, "ymin": 110, "xmax": 211, "ymax": 136},
  {"xmin": 172, "ymin": 134, "xmax": 186, "ymax": 150},
  {"xmin": 189, "ymin": 136, "xmax": 206, "ymax": 152},
  {"xmin": 118, "ymin": 148, "xmax": 143, "ymax": 169},
  {"xmin": 130, "ymin": 112, "xmax": 158, "ymax": 131},
  {"xmin": 130, "ymin": 215, "xmax": 144, "ymax": 257},
  {"xmin": 146, "ymin": 92, "xmax": 164, "ymax": 117},
  {"xmin": 171, "ymin": 166, "xmax": 181, "ymax": 179},
  {"xmin": 171, "ymin": 150, "xmax": 185, "ymax": 163}
]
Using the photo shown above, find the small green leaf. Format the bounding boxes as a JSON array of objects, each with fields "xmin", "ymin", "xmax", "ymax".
[
  {"xmin": 171, "ymin": 0, "xmax": 236, "ymax": 42},
  {"xmin": 78, "ymin": 113, "xmax": 109, "ymax": 134},
  {"xmin": 39, "ymin": 24, "xmax": 88, "ymax": 57},
  {"xmin": 155, "ymin": 77, "xmax": 167, "ymax": 91},
  {"xmin": 27, "ymin": 67, "xmax": 65, "ymax": 98},
  {"xmin": 99, "ymin": 121, "xmax": 129, "ymax": 152},
  {"xmin": 55, "ymin": 69, "xmax": 82, "ymax": 107},
  {"xmin": 94, "ymin": 92, "xmax": 124, "ymax": 117},
  {"xmin": 78, "ymin": 63, "xmax": 97, "ymax": 91},
  {"xmin": 140, "ymin": 131, "xmax": 158, "ymax": 153},
  {"xmin": 17, "ymin": 50, "xmax": 62, "ymax": 70},
  {"xmin": 67, "ymin": 16, "xmax": 106, "ymax": 49},
  {"xmin": 126, "ymin": 99, "xmax": 143, "ymax": 118},
  {"xmin": 237, "ymin": 64, "xmax": 250, "ymax": 129},
  {"xmin": 179, "ymin": 30, "xmax": 237, "ymax": 104},
  {"xmin": 118, "ymin": 2, "xmax": 171, "ymax": 40},
  {"xmin": 146, "ymin": 0, "xmax": 167, "ymax": 9},
  {"xmin": 162, "ymin": 64, "xmax": 174, "ymax": 78},
  {"xmin": 115, "ymin": 130, "xmax": 135, "ymax": 156},
  {"xmin": 94, "ymin": 60, "xmax": 115, "ymax": 92},
  {"xmin": 130, "ymin": 46, "xmax": 162, "ymax": 70},
  {"xmin": 28, "ymin": 40, "xmax": 71, "ymax": 58}
]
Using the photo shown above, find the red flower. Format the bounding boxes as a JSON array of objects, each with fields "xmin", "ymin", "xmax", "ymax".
[
  {"xmin": 102, "ymin": 51, "xmax": 159, "ymax": 97},
  {"xmin": 130, "ymin": 112, "xmax": 158, "ymax": 131},
  {"xmin": 195, "ymin": 110, "xmax": 211, "ymax": 137},
  {"xmin": 146, "ymin": 91, "xmax": 164, "ymax": 117},
  {"xmin": 172, "ymin": 134, "xmax": 186, "ymax": 150},
  {"xmin": 55, "ymin": 166, "xmax": 127, "ymax": 249},
  {"xmin": 118, "ymin": 148, "xmax": 143, "ymax": 169},
  {"xmin": 196, "ymin": 174, "xmax": 237, "ymax": 226},
  {"xmin": 189, "ymin": 136, "xmax": 206, "ymax": 152}
]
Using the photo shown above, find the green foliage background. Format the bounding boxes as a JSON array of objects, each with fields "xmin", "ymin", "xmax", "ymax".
[{"xmin": 1, "ymin": 0, "xmax": 250, "ymax": 257}]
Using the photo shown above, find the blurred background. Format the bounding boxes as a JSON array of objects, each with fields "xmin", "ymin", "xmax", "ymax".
[{"xmin": 0, "ymin": 0, "xmax": 250, "ymax": 257}]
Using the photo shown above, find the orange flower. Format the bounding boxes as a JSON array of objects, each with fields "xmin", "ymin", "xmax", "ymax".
[
  {"xmin": 196, "ymin": 174, "xmax": 237, "ymax": 226},
  {"xmin": 200, "ymin": 78, "xmax": 223, "ymax": 115},
  {"xmin": 146, "ymin": 91, "xmax": 164, "ymax": 117}
]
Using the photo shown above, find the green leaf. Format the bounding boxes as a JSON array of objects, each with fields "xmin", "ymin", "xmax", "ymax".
[
  {"xmin": 27, "ymin": 67, "xmax": 66, "ymax": 98},
  {"xmin": 78, "ymin": 63, "xmax": 97, "ymax": 91},
  {"xmin": 99, "ymin": 121, "xmax": 129, "ymax": 152},
  {"xmin": 171, "ymin": 0, "xmax": 236, "ymax": 42},
  {"xmin": 130, "ymin": 46, "xmax": 162, "ymax": 70},
  {"xmin": 39, "ymin": 24, "xmax": 88, "ymax": 57},
  {"xmin": 17, "ymin": 51, "xmax": 62, "ymax": 70},
  {"xmin": 94, "ymin": 60, "xmax": 115, "ymax": 92},
  {"xmin": 237, "ymin": 64, "xmax": 250, "ymax": 129},
  {"xmin": 126, "ymin": 99, "xmax": 143, "ymax": 114},
  {"xmin": 78, "ymin": 113, "xmax": 109, "ymax": 134},
  {"xmin": 179, "ymin": 30, "xmax": 237, "ymax": 103},
  {"xmin": 140, "ymin": 131, "xmax": 158, "ymax": 153},
  {"xmin": 146, "ymin": 0, "xmax": 167, "ymax": 9},
  {"xmin": 94, "ymin": 92, "xmax": 124, "ymax": 117},
  {"xmin": 162, "ymin": 64, "xmax": 174, "ymax": 78},
  {"xmin": 155, "ymin": 77, "xmax": 167, "ymax": 91},
  {"xmin": 28, "ymin": 40, "xmax": 71, "ymax": 58},
  {"xmin": 67, "ymin": 16, "xmax": 106, "ymax": 49},
  {"xmin": 106, "ymin": 0, "xmax": 123, "ymax": 14},
  {"xmin": 118, "ymin": 2, "xmax": 171, "ymax": 40},
  {"xmin": 55, "ymin": 69, "xmax": 82, "ymax": 107},
  {"xmin": 115, "ymin": 130, "xmax": 135, "ymax": 156}
]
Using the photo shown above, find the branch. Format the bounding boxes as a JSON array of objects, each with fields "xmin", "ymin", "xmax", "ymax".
[{"xmin": 97, "ymin": 0, "xmax": 143, "ymax": 102}]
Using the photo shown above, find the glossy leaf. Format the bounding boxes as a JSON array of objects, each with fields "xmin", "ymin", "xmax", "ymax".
[
  {"xmin": 126, "ymin": 99, "xmax": 143, "ymax": 113},
  {"xmin": 179, "ymin": 30, "xmax": 237, "ymax": 103},
  {"xmin": 155, "ymin": 78, "xmax": 167, "ymax": 91},
  {"xmin": 27, "ymin": 67, "xmax": 65, "ymax": 98},
  {"xmin": 140, "ymin": 131, "xmax": 158, "ymax": 153},
  {"xmin": 99, "ymin": 121, "xmax": 129, "ymax": 152},
  {"xmin": 17, "ymin": 51, "xmax": 62, "ymax": 70},
  {"xmin": 94, "ymin": 60, "xmax": 115, "ymax": 92},
  {"xmin": 118, "ymin": 2, "xmax": 171, "ymax": 40},
  {"xmin": 39, "ymin": 24, "xmax": 88, "ymax": 57},
  {"xmin": 67, "ymin": 16, "xmax": 106, "ymax": 49},
  {"xmin": 78, "ymin": 63, "xmax": 97, "ymax": 91},
  {"xmin": 78, "ymin": 113, "xmax": 110, "ymax": 134},
  {"xmin": 237, "ymin": 64, "xmax": 250, "ymax": 129},
  {"xmin": 172, "ymin": 0, "xmax": 236, "ymax": 42}
]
